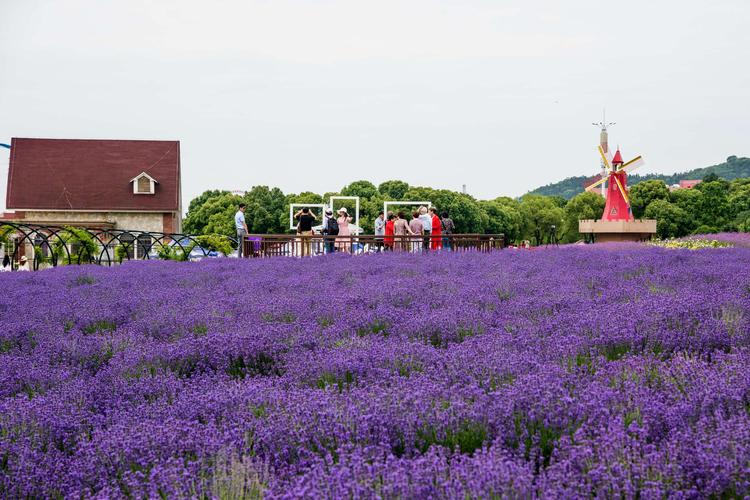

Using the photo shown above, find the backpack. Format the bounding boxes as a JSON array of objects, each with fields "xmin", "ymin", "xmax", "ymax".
[{"xmin": 326, "ymin": 217, "xmax": 339, "ymax": 235}]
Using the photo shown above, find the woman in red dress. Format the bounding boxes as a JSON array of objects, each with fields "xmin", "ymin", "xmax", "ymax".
[
  {"xmin": 430, "ymin": 207, "xmax": 442, "ymax": 250},
  {"xmin": 384, "ymin": 214, "xmax": 395, "ymax": 251}
]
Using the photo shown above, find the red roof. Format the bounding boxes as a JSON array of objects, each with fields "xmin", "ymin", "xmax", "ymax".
[
  {"xmin": 611, "ymin": 149, "xmax": 623, "ymax": 165},
  {"xmin": 679, "ymin": 179, "xmax": 701, "ymax": 189},
  {"xmin": 6, "ymin": 138, "xmax": 180, "ymax": 212}
]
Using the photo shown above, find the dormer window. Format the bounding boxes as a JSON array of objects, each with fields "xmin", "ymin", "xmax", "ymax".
[{"xmin": 130, "ymin": 172, "xmax": 157, "ymax": 195}]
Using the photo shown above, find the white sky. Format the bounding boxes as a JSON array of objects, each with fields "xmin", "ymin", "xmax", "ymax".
[{"xmin": 1, "ymin": 0, "xmax": 748, "ymax": 212}]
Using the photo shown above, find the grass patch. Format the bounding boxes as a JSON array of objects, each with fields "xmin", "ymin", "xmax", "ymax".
[
  {"xmin": 82, "ymin": 320, "xmax": 117, "ymax": 335},
  {"xmin": 226, "ymin": 353, "xmax": 279, "ymax": 380},
  {"xmin": 416, "ymin": 421, "xmax": 488, "ymax": 455},
  {"xmin": 393, "ymin": 358, "xmax": 424, "ymax": 378},
  {"xmin": 356, "ymin": 319, "xmax": 389, "ymax": 338},
  {"xmin": 261, "ymin": 312, "xmax": 297, "ymax": 324},
  {"xmin": 315, "ymin": 370, "xmax": 355, "ymax": 392}
]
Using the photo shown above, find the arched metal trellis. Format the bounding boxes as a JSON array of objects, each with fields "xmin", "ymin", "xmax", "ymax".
[{"xmin": 0, "ymin": 222, "xmax": 237, "ymax": 270}]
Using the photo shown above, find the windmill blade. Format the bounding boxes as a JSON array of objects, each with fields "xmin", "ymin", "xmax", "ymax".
[
  {"xmin": 585, "ymin": 175, "xmax": 607, "ymax": 192},
  {"xmin": 621, "ymin": 155, "xmax": 645, "ymax": 173},
  {"xmin": 597, "ymin": 145, "xmax": 612, "ymax": 171},
  {"xmin": 613, "ymin": 175, "xmax": 630, "ymax": 205}
]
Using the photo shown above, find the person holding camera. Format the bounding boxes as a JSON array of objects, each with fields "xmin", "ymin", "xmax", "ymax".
[{"xmin": 294, "ymin": 207, "xmax": 317, "ymax": 257}]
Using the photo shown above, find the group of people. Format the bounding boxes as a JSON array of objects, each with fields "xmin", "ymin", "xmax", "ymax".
[
  {"xmin": 0, "ymin": 255, "xmax": 30, "ymax": 272},
  {"xmin": 375, "ymin": 206, "xmax": 454, "ymax": 252},
  {"xmin": 235, "ymin": 202, "xmax": 456, "ymax": 257},
  {"xmin": 294, "ymin": 206, "xmax": 355, "ymax": 256}
]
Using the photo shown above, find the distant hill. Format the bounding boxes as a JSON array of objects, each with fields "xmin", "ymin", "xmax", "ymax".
[{"xmin": 527, "ymin": 155, "xmax": 750, "ymax": 199}]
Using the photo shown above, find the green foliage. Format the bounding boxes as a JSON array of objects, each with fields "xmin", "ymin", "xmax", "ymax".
[
  {"xmin": 562, "ymin": 191, "xmax": 606, "ymax": 242},
  {"xmin": 416, "ymin": 421, "xmax": 488, "ymax": 455},
  {"xmin": 114, "ymin": 244, "xmax": 131, "ymax": 263},
  {"xmin": 244, "ymin": 186, "xmax": 288, "ymax": 234},
  {"xmin": 52, "ymin": 227, "xmax": 98, "ymax": 265},
  {"xmin": 0, "ymin": 224, "xmax": 12, "ymax": 249},
  {"xmin": 694, "ymin": 181, "xmax": 731, "ymax": 229},
  {"xmin": 630, "ymin": 180, "xmax": 670, "ymax": 218},
  {"xmin": 183, "ymin": 170, "xmax": 750, "ymax": 248},
  {"xmin": 644, "ymin": 200, "xmax": 690, "ymax": 238},
  {"xmin": 33, "ymin": 246, "xmax": 51, "ymax": 266},
  {"xmin": 157, "ymin": 244, "xmax": 191, "ymax": 261},
  {"xmin": 378, "ymin": 180, "xmax": 410, "ymax": 199},
  {"xmin": 519, "ymin": 195, "xmax": 564, "ymax": 244},
  {"xmin": 184, "ymin": 192, "xmax": 242, "ymax": 239},
  {"xmin": 528, "ymin": 155, "xmax": 750, "ymax": 199},
  {"xmin": 478, "ymin": 198, "xmax": 523, "ymax": 242},
  {"xmin": 341, "ymin": 180, "xmax": 378, "ymax": 199},
  {"xmin": 195, "ymin": 234, "xmax": 235, "ymax": 255}
]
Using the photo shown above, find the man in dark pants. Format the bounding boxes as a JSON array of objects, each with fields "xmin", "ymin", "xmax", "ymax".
[
  {"xmin": 235, "ymin": 203, "xmax": 249, "ymax": 257},
  {"xmin": 322, "ymin": 208, "xmax": 337, "ymax": 254}
]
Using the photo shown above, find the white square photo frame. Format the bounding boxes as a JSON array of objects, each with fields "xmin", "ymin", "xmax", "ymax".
[
  {"xmin": 289, "ymin": 203, "xmax": 326, "ymax": 230},
  {"xmin": 329, "ymin": 196, "xmax": 360, "ymax": 233}
]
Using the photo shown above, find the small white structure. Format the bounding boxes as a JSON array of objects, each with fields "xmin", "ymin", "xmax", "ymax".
[{"xmin": 130, "ymin": 172, "xmax": 158, "ymax": 195}]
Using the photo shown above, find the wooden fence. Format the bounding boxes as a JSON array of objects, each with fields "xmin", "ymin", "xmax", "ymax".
[{"xmin": 242, "ymin": 234, "xmax": 504, "ymax": 258}]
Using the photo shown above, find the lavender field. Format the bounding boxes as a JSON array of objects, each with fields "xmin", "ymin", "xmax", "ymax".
[{"xmin": 2, "ymin": 244, "xmax": 750, "ymax": 498}]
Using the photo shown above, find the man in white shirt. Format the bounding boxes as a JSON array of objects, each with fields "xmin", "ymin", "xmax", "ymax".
[
  {"xmin": 374, "ymin": 211, "xmax": 385, "ymax": 251},
  {"xmin": 418, "ymin": 206, "xmax": 432, "ymax": 251},
  {"xmin": 234, "ymin": 203, "xmax": 249, "ymax": 258}
]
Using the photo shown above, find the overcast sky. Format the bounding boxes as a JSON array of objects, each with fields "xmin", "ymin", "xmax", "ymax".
[{"xmin": 1, "ymin": 0, "xmax": 748, "ymax": 212}]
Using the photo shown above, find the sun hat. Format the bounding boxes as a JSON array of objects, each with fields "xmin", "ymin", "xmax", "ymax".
[
  {"xmin": 337, "ymin": 207, "xmax": 348, "ymax": 214},
  {"xmin": 20, "ymin": 256, "xmax": 28, "ymax": 262},
  {"xmin": 325, "ymin": 208, "xmax": 333, "ymax": 215}
]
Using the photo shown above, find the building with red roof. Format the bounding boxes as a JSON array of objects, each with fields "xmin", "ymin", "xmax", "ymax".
[{"xmin": 2, "ymin": 138, "xmax": 182, "ymax": 233}]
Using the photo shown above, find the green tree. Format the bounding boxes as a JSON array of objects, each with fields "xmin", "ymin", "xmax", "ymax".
[
  {"xmin": 702, "ymin": 172, "xmax": 719, "ymax": 183},
  {"xmin": 695, "ymin": 180, "xmax": 731, "ymax": 230},
  {"xmin": 244, "ymin": 186, "xmax": 287, "ymax": 234},
  {"xmin": 518, "ymin": 195, "xmax": 564, "ymax": 245},
  {"xmin": 727, "ymin": 183, "xmax": 750, "ymax": 228},
  {"xmin": 341, "ymin": 180, "xmax": 379, "ymax": 200},
  {"xmin": 549, "ymin": 195, "xmax": 568, "ymax": 209},
  {"xmin": 669, "ymin": 188, "xmax": 704, "ymax": 234},
  {"xmin": 184, "ymin": 192, "xmax": 242, "ymax": 236},
  {"xmin": 403, "ymin": 187, "xmax": 485, "ymax": 233},
  {"xmin": 644, "ymin": 199, "xmax": 690, "ymax": 238},
  {"xmin": 378, "ymin": 180, "xmax": 410, "ymax": 200},
  {"xmin": 479, "ymin": 199, "xmax": 522, "ymax": 242},
  {"xmin": 186, "ymin": 189, "xmax": 230, "ymax": 217},
  {"xmin": 562, "ymin": 192, "xmax": 606, "ymax": 242},
  {"xmin": 629, "ymin": 180, "xmax": 670, "ymax": 218}
]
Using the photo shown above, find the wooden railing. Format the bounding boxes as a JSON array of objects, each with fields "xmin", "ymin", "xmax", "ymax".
[{"xmin": 242, "ymin": 234, "xmax": 504, "ymax": 258}]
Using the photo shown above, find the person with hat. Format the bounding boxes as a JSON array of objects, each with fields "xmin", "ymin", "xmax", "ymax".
[
  {"xmin": 335, "ymin": 207, "xmax": 353, "ymax": 253},
  {"xmin": 17, "ymin": 255, "xmax": 30, "ymax": 271},
  {"xmin": 322, "ymin": 208, "xmax": 338, "ymax": 254}
]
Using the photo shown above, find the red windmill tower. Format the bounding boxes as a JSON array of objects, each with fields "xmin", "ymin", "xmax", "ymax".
[
  {"xmin": 579, "ymin": 125, "xmax": 656, "ymax": 242},
  {"xmin": 585, "ymin": 145, "xmax": 644, "ymax": 221}
]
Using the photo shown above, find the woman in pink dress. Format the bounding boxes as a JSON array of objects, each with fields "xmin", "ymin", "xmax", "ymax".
[
  {"xmin": 393, "ymin": 211, "xmax": 415, "ymax": 251},
  {"xmin": 335, "ymin": 207, "xmax": 353, "ymax": 253}
]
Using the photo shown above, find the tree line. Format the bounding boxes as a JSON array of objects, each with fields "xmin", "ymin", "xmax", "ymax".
[
  {"xmin": 528, "ymin": 155, "xmax": 750, "ymax": 200},
  {"xmin": 183, "ymin": 175, "xmax": 750, "ymax": 245}
]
